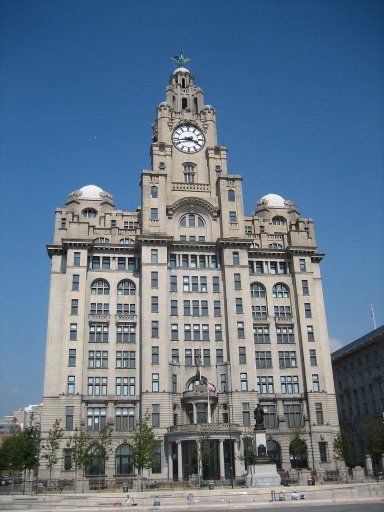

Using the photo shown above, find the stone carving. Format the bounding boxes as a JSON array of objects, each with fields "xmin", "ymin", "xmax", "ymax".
[
  {"xmin": 257, "ymin": 444, "xmax": 266, "ymax": 457},
  {"xmin": 254, "ymin": 404, "xmax": 265, "ymax": 430}
]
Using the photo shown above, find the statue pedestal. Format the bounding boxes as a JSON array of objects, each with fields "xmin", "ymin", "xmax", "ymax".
[{"xmin": 245, "ymin": 430, "xmax": 281, "ymax": 488}]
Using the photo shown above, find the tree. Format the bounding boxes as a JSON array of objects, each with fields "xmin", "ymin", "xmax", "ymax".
[
  {"xmin": 289, "ymin": 428, "xmax": 308, "ymax": 470},
  {"xmin": 130, "ymin": 414, "xmax": 158, "ymax": 491},
  {"xmin": 333, "ymin": 431, "xmax": 354, "ymax": 468},
  {"xmin": 237, "ymin": 431, "xmax": 258, "ymax": 469},
  {"xmin": 41, "ymin": 419, "xmax": 64, "ymax": 483},
  {"xmin": 363, "ymin": 415, "xmax": 384, "ymax": 470},
  {"xmin": 91, "ymin": 425, "xmax": 113, "ymax": 490},
  {"xmin": 71, "ymin": 428, "xmax": 91, "ymax": 492},
  {"xmin": 193, "ymin": 432, "xmax": 216, "ymax": 486}
]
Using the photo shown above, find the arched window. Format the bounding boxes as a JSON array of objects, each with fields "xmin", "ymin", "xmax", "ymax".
[
  {"xmin": 272, "ymin": 283, "xmax": 290, "ymax": 298},
  {"xmin": 83, "ymin": 208, "xmax": 97, "ymax": 218},
  {"xmin": 179, "ymin": 214, "xmax": 205, "ymax": 228},
  {"xmin": 183, "ymin": 163, "xmax": 196, "ymax": 183},
  {"xmin": 86, "ymin": 444, "xmax": 105, "ymax": 475},
  {"xmin": 115, "ymin": 444, "xmax": 134, "ymax": 475},
  {"xmin": 94, "ymin": 237, "xmax": 109, "ymax": 244},
  {"xmin": 151, "ymin": 186, "xmax": 158, "ymax": 198},
  {"xmin": 267, "ymin": 440, "xmax": 282, "ymax": 470},
  {"xmin": 250, "ymin": 283, "xmax": 266, "ymax": 298},
  {"xmin": 272, "ymin": 217, "xmax": 286, "ymax": 225},
  {"xmin": 91, "ymin": 279, "xmax": 110, "ymax": 296},
  {"xmin": 120, "ymin": 238, "xmax": 134, "ymax": 245},
  {"xmin": 187, "ymin": 377, "xmax": 208, "ymax": 391},
  {"xmin": 289, "ymin": 439, "xmax": 308, "ymax": 469},
  {"xmin": 269, "ymin": 243, "xmax": 283, "ymax": 249},
  {"xmin": 250, "ymin": 242, "xmax": 260, "ymax": 249},
  {"xmin": 117, "ymin": 279, "xmax": 136, "ymax": 296},
  {"xmin": 228, "ymin": 189, "xmax": 235, "ymax": 202}
]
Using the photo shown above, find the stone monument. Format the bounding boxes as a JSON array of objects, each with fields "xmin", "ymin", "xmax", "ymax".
[{"xmin": 245, "ymin": 405, "xmax": 281, "ymax": 487}]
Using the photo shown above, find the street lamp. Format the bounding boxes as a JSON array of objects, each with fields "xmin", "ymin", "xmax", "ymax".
[{"xmin": 228, "ymin": 405, "xmax": 234, "ymax": 489}]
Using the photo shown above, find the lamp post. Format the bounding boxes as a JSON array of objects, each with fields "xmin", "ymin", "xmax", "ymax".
[{"xmin": 228, "ymin": 405, "xmax": 234, "ymax": 489}]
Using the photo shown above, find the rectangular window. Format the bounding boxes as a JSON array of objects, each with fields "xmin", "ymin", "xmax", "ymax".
[
  {"xmin": 299, "ymin": 258, "xmax": 306, "ymax": 271},
  {"xmin": 88, "ymin": 376, "xmax": 107, "ymax": 396},
  {"xmin": 67, "ymin": 376, "xmax": 75, "ymax": 394},
  {"xmin": 252, "ymin": 305, "xmax": 267, "ymax": 318},
  {"xmin": 68, "ymin": 349, "xmax": 76, "ymax": 367},
  {"xmin": 283, "ymin": 404, "xmax": 302, "ymax": 427},
  {"xmin": 279, "ymin": 262, "xmax": 288, "ymax": 274},
  {"xmin": 73, "ymin": 252, "xmax": 81, "ymax": 266},
  {"xmin": 152, "ymin": 404, "xmax": 160, "ymax": 427},
  {"xmin": 304, "ymin": 303, "xmax": 312, "ymax": 318},
  {"xmin": 256, "ymin": 376, "xmax": 274, "ymax": 394},
  {"xmin": 264, "ymin": 405, "xmax": 276, "ymax": 428},
  {"xmin": 118, "ymin": 257, "xmax": 126, "ymax": 270},
  {"xmin": 87, "ymin": 407, "xmax": 106, "ymax": 431},
  {"xmin": 307, "ymin": 325, "xmax": 314, "ymax": 342},
  {"xmin": 64, "ymin": 449, "xmax": 72, "ymax": 470},
  {"xmin": 193, "ymin": 324, "xmax": 200, "ymax": 341},
  {"xmin": 184, "ymin": 324, "xmax": 191, "ymax": 341},
  {"xmin": 171, "ymin": 323, "xmax": 178, "ymax": 340},
  {"xmin": 184, "ymin": 300, "xmax": 191, "ymax": 316},
  {"xmin": 237, "ymin": 321, "xmax": 245, "ymax": 338},
  {"xmin": 192, "ymin": 300, "xmax": 199, "ymax": 316},
  {"xmin": 172, "ymin": 374, "xmax": 177, "ymax": 393},
  {"xmin": 203, "ymin": 349, "xmax": 210, "ymax": 366},
  {"xmin": 211, "ymin": 254, "xmax": 218, "ymax": 268},
  {"xmin": 212, "ymin": 276, "xmax": 220, "ymax": 292},
  {"xmin": 310, "ymin": 349, "xmax": 317, "ymax": 366},
  {"xmin": 239, "ymin": 346, "xmax": 246, "ymax": 364},
  {"xmin": 315, "ymin": 403, "xmax": 324, "ymax": 425},
  {"xmin": 182, "ymin": 255, "xmax": 189, "ymax": 268},
  {"xmin": 312, "ymin": 374, "xmax": 320, "ymax": 392},
  {"xmin": 185, "ymin": 349, "xmax": 192, "ymax": 366},
  {"xmin": 220, "ymin": 374, "xmax": 227, "ymax": 392},
  {"xmin": 234, "ymin": 273, "xmax": 241, "ymax": 290},
  {"xmin": 201, "ymin": 300, "xmax": 208, "ymax": 316},
  {"xmin": 152, "ymin": 346, "xmax": 159, "ymax": 364},
  {"xmin": 256, "ymin": 261, "xmax": 264, "ymax": 274},
  {"xmin": 71, "ymin": 299, "xmax": 78, "ymax": 315},
  {"xmin": 240, "ymin": 372, "xmax": 248, "ymax": 391},
  {"xmin": 91, "ymin": 256, "xmax": 100, "ymax": 269},
  {"xmin": 269, "ymin": 262, "xmax": 277, "ymax": 275},
  {"xmin": 235, "ymin": 298, "xmax": 243, "ymax": 314},
  {"xmin": 116, "ymin": 324, "xmax": 135, "ymax": 343},
  {"xmin": 102, "ymin": 257, "xmax": 110, "ymax": 270},
  {"xmin": 65, "ymin": 406, "xmax": 74, "ymax": 430},
  {"xmin": 152, "ymin": 373, "xmax": 159, "ymax": 392},
  {"xmin": 190, "ymin": 255, "xmax": 197, "ymax": 268},
  {"xmin": 72, "ymin": 274, "xmax": 79, "ymax": 291},
  {"xmin": 169, "ymin": 254, "xmax": 177, "ymax": 268},
  {"xmin": 216, "ymin": 349, "xmax": 224, "ymax": 363},
  {"xmin": 170, "ymin": 275, "xmax": 177, "ymax": 292},
  {"xmin": 150, "ymin": 208, "xmax": 158, "ymax": 220},
  {"xmin": 151, "ymin": 296, "xmax": 159, "ymax": 313},
  {"xmin": 254, "ymin": 325, "xmax": 270, "ymax": 344},
  {"xmin": 151, "ymin": 321, "xmax": 159, "ymax": 338},
  {"xmin": 151, "ymin": 249, "xmax": 158, "ymax": 263},
  {"xmin": 172, "ymin": 348, "xmax": 179, "ymax": 364},
  {"xmin": 302, "ymin": 280, "xmax": 309, "ymax": 295},
  {"xmin": 255, "ymin": 350, "xmax": 272, "ymax": 368},
  {"xmin": 233, "ymin": 252, "xmax": 240, "ymax": 265},
  {"xmin": 229, "ymin": 211, "xmax": 237, "ymax": 223},
  {"xmin": 183, "ymin": 276, "xmax": 190, "ymax": 292},
  {"xmin": 215, "ymin": 324, "xmax": 223, "ymax": 341},
  {"xmin": 280, "ymin": 375, "xmax": 299, "ymax": 394},
  {"xmin": 278, "ymin": 350, "xmax": 297, "ymax": 368},
  {"xmin": 191, "ymin": 276, "xmax": 199, "ymax": 292},
  {"xmin": 152, "ymin": 441, "xmax": 162, "ymax": 474},
  {"xmin": 274, "ymin": 305, "xmax": 291, "ymax": 318},
  {"xmin": 242, "ymin": 403, "xmax": 250, "ymax": 427},
  {"xmin": 319, "ymin": 441, "xmax": 328, "ymax": 462},
  {"xmin": 70, "ymin": 323, "xmax": 77, "ymax": 341},
  {"xmin": 276, "ymin": 326, "xmax": 294, "ymax": 343},
  {"xmin": 200, "ymin": 276, "xmax": 207, "ymax": 292},
  {"xmin": 202, "ymin": 324, "xmax": 209, "ymax": 341},
  {"xmin": 151, "ymin": 271, "xmax": 158, "ymax": 288},
  {"xmin": 214, "ymin": 301, "xmax": 221, "ymax": 316},
  {"xmin": 115, "ymin": 407, "xmax": 135, "ymax": 431},
  {"xmin": 91, "ymin": 302, "xmax": 110, "ymax": 315}
]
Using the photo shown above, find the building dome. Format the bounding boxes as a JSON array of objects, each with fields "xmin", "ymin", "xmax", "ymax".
[
  {"xmin": 173, "ymin": 67, "xmax": 190, "ymax": 74},
  {"xmin": 78, "ymin": 185, "xmax": 105, "ymax": 200},
  {"xmin": 258, "ymin": 193, "xmax": 286, "ymax": 208}
]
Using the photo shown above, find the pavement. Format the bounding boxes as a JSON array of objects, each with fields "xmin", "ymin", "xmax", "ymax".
[{"xmin": 0, "ymin": 481, "xmax": 383, "ymax": 511}]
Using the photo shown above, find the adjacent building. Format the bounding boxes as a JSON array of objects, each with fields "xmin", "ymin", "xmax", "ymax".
[
  {"xmin": 332, "ymin": 325, "xmax": 384, "ymax": 471},
  {"xmin": 40, "ymin": 60, "xmax": 339, "ymax": 482}
]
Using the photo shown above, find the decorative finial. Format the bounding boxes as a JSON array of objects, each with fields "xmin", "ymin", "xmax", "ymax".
[{"xmin": 171, "ymin": 51, "xmax": 190, "ymax": 68}]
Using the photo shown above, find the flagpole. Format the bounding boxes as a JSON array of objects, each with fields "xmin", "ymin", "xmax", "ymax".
[
  {"xmin": 371, "ymin": 304, "xmax": 377, "ymax": 330},
  {"xmin": 207, "ymin": 377, "xmax": 211, "ymax": 424}
]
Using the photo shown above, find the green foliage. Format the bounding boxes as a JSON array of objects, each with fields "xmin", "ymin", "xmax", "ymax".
[
  {"xmin": 130, "ymin": 414, "xmax": 158, "ymax": 473},
  {"xmin": 333, "ymin": 431, "xmax": 354, "ymax": 467},
  {"xmin": 363, "ymin": 415, "xmax": 384, "ymax": 460},
  {"xmin": 91, "ymin": 425, "xmax": 114, "ymax": 469},
  {"xmin": 0, "ymin": 425, "xmax": 39, "ymax": 474},
  {"xmin": 238, "ymin": 432, "xmax": 258, "ymax": 466},
  {"xmin": 71, "ymin": 428, "xmax": 91, "ymax": 475},
  {"xmin": 41, "ymin": 419, "xmax": 64, "ymax": 479},
  {"xmin": 289, "ymin": 427, "xmax": 308, "ymax": 468}
]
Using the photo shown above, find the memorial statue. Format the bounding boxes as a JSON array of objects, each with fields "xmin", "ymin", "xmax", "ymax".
[{"xmin": 254, "ymin": 404, "xmax": 265, "ymax": 430}]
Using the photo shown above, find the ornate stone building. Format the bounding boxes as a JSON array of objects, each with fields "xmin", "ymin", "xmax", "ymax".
[{"xmin": 40, "ymin": 60, "xmax": 339, "ymax": 482}]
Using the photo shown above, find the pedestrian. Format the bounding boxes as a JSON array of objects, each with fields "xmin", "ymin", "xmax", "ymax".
[{"xmin": 311, "ymin": 473, "xmax": 317, "ymax": 486}]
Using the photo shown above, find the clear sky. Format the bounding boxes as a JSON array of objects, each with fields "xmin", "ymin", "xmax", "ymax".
[{"xmin": 0, "ymin": 0, "xmax": 383, "ymax": 418}]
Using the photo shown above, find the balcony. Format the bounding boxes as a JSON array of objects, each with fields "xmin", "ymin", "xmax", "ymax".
[
  {"xmin": 252, "ymin": 314, "xmax": 270, "ymax": 323},
  {"xmin": 167, "ymin": 422, "xmax": 240, "ymax": 434},
  {"xmin": 274, "ymin": 316, "xmax": 294, "ymax": 324},
  {"xmin": 115, "ymin": 314, "xmax": 137, "ymax": 322},
  {"xmin": 88, "ymin": 314, "xmax": 110, "ymax": 322},
  {"xmin": 172, "ymin": 182, "xmax": 210, "ymax": 192}
]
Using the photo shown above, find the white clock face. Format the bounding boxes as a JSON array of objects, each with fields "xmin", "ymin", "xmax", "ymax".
[{"xmin": 172, "ymin": 124, "xmax": 205, "ymax": 154}]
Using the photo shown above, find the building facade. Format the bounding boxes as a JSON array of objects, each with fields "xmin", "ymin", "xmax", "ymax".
[
  {"xmin": 332, "ymin": 326, "xmax": 384, "ymax": 471},
  {"xmin": 40, "ymin": 62, "xmax": 339, "ymax": 482}
]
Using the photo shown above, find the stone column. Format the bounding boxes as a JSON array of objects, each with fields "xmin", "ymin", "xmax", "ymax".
[
  {"xmin": 234, "ymin": 439, "xmax": 242, "ymax": 478},
  {"xmin": 193, "ymin": 404, "xmax": 197, "ymax": 424},
  {"xmin": 177, "ymin": 441, "xmax": 183, "ymax": 481},
  {"xmin": 219, "ymin": 439, "xmax": 225, "ymax": 479},
  {"xmin": 197, "ymin": 440, "xmax": 203, "ymax": 480},
  {"xmin": 168, "ymin": 443, "xmax": 173, "ymax": 481}
]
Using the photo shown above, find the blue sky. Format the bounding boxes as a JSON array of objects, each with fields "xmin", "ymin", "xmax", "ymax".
[{"xmin": 0, "ymin": 0, "xmax": 383, "ymax": 418}]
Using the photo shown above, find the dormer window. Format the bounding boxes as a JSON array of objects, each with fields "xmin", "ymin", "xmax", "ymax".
[
  {"xmin": 94, "ymin": 237, "xmax": 109, "ymax": 244},
  {"xmin": 272, "ymin": 216, "xmax": 286, "ymax": 225},
  {"xmin": 82, "ymin": 208, "xmax": 97, "ymax": 218},
  {"xmin": 183, "ymin": 163, "xmax": 196, "ymax": 183}
]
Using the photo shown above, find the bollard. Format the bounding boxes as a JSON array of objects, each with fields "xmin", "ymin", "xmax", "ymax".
[{"xmin": 271, "ymin": 490, "xmax": 276, "ymax": 502}]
